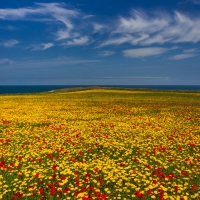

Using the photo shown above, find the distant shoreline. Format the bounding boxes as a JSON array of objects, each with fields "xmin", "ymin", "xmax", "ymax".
[
  {"xmin": 0, "ymin": 85, "xmax": 200, "ymax": 95},
  {"xmin": 49, "ymin": 86, "xmax": 200, "ymax": 93}
]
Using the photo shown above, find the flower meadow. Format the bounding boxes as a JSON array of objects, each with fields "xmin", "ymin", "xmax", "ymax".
[{"xmin": 0, "ymin": 89, "xmax": 200, "ymax": 200}]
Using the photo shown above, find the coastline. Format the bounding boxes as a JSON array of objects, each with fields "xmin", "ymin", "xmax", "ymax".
[{"xmin": 0, "ymin": 85, "xmax": 200, "ymax": 95}]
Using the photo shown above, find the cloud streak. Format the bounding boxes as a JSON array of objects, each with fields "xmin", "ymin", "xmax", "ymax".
[
  {"xmin": 189, "ymin": 0, "xmax": 200, "ymax": 4},
  {"xmin": 0, "ymin": 3, "xmax": 200, "ymax": 57},
  {"xmin": 102, "ymin": 76, "xmax": 169, "ymax": 79},
  {"xmin": 32, "ymin": 43, "xmax": 54, "ymax": 50},
  {"xmin": 0, "ymin": 58, "xmax": 13, "ymax": 65},
  {"xmin": 100, "ymin": 10, "xmax": 200, "ymax": 47},
  {"xmin": 0, "ymin": 3, "xmax": 83, "ymax": 42},
  {"xmin": 123, "ymin": 47, "xmax": 168, "ymax": 58},
  {"xmin": 1, "ymin": 39, "xmax": 19, "ymax": 47},
  {"xmin": 63, "ymin": 36, "xmax": 89, "ymax": 46},
  {"xmin": 169, "ymin": 53, "xmax": 197, "ymax": 60},
  {"xmin": 0, "ymin": 57, "xmax": 100, "ymax": 69},
  {"xmin": 99, "ymin": 51, "xmax": 115, "ymax": 57}
]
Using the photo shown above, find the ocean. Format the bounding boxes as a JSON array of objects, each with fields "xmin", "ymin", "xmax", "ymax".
[{"xmin": 0, "ymin": 85, "xmax": 200, "ymax": 94}]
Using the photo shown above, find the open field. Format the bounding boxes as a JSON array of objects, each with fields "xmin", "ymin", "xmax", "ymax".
[{"xmin": 0, "ymin": 88, "xmax": 200, "ymax": 200}]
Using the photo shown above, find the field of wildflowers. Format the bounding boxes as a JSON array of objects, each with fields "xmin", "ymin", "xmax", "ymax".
[{"xmin": 0, "ymin": 88, "xmax": 200, "ymax": 200}]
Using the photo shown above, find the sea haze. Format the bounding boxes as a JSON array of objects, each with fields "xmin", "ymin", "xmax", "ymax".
[{"xmin": 0, "ymin": 85, "xmax": 200, "ymax": 94}]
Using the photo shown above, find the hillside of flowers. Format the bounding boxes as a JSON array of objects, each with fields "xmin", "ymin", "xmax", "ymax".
[{"xmin": 0, "ymin": 89, "xmax": 200, "ymax": 200}]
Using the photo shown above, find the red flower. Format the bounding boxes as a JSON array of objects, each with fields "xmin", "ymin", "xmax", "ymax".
[
  {"xmin": 34, "ymin": 173, "xmax": 39, "ymax": 178},
  {"xmin": 38, "ymin": 180, "xmax": 42, "ymax": 184},
  {"xmin": 152, "ymin": 171, "xmax": 157, "ymax": 176},
  {"xmin": 74, "ymin": 192, "xmax": 79, "ymax": 196},
  {"xmin": 174, "ymin": 186, "xmax": 179, "ymax": 192},
  {"xmin": 158, "ymin": 189, "xmax": 163, "ymax": 193},
  {"xmin": 140, "ymin": 193, "xmax": 145, "ymax": 198},
  {"xmin": 135, "ymin": 191, "xmax": 141, "ymax": 197},
  {"xmin": 76, "ymin": 181, "xmax": 80, "ymax": 186},
  {"xmin": 86, "ymin": 173, "xmax": 91, "ymax": 177},
  {"xmin": 81, "ymin": 187, "xmax": 86, "ymax": 192},
  {"xmin": 84, "ymin": 178, "xmax": 89, "ymax": 182},
  {"xmin": 39, "ymin": 188, "xmax": 44, "ymax": 195},
  {"xmin": 47, "ymin": 183, "xmax": 53, "ymax": 189},
  {"xmin": 75, "ymin": 177, "xmax": 79, "ymax": 182},
  {"xmin": 181, "ymin": 171, "xmax": 188, "ymax": 176},
  {"xmin": 52, "ymin": 174, "xmax": 56, "ymax": 179},
  {"xmin": 98, "ymin": 177, "xmax": 103, "ymax": 184},
  {"xmin": 10, "ymin": 163, "xmax": 15, "ymax": 167},
  {"xmin": 101, "ymin": 194, "xmax": 107, "ymax": 199},
  {"xmin": 64, "ymin": 187, "xmax": 70, "ymax": 193},
  {"xmin": 95, "ymin": 192, "xmax": 101, "ymax": 197},
  {"xmin": 147, "ymin": 165, "xmax": 151, "ymax": 169},
  {"xmin": 94, "ymin": 168, "xmax": 99, "ymax": 174},
  {"xmin": 147, "ymin": 189, "xmax": 153, "ymax": 194},
  {"xmin": 61, "ymin": 175, "xmax": 67, "ymax": 180},
  {"xmin": 50, "ymin": 187, "xmax": 56, "ymax": 195},
  {"xmin": 189, "ymin": 143, "xmax": 196, "ymax": 148},
  {"xmin": 58, "ymin": 189, "xmax": 62, "ymax": 193},
  {"xmin": 14, "ymin": 192, "xmax": 23, "ymax": 198},
  {"xmin": 74, "ymin": 171, "xmax": 79, "ymax": 175},
  {"xmin": 192, "ymin": 185, "xmax": 197, "ymax": 190},
  {"xmin": 160, "ymin": 182, "xmax": 165, "ymax": 186},
  {"xmin": 120, "ymin": 163, "xmax": 125, "ymax": 167},
  {"xmin": 153, "ymin": 180, "xmax": 157, "ymax": 184},
  {"xmin": 32, "ymin": 190, "xmax": 37, "ymax": 195},
  {"xmin": 52, "ymin": 164, "xmax": 57, "ymax": 170},
  {"xmin": 88, "ymin": 186, "xmax": 94, "ymax": 191},
  {"xmin": 82, "ymin": 197, "xmax": 90, "ymax": 200}
]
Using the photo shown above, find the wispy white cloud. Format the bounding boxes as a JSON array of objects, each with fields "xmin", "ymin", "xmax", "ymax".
[
  {"xmin": 123, "ymin": 47, "xmax": 168, "ymax": 58},
  {"xmin": 169, "ymin": 53, "xmax": 197, "ymax": 60},
  {"xmin": 0, "ymin": 58, "xmax": 13, "ymax": 65},
  {"xmin": 115, "ymin": 10, "xmax": 169, "ymax": 34},
  {"xmin": 1, "ymin": 4, "xmax": 200, "ymax": 50},
  {"xmin": 0, "ymin": 25, "xmax": 17, "ymax": 30},
  {"xmin": 63, "ymin": 36, "xmax": 89, "ymax": 46},
  {"xmin": 0, "ymin": 3, "xmax": 79, "ymax": 21},
  {"xmin": 100, "ymin": 10, "xmax": 200, "ymax": 47},
  {"xmin": 102, "ymin": 76, "xmax": 169, "ymax": 79},
  {"xmin": 98, "ymin": 34, "xmax": 133, "ymax": 47},
  {"xmin": 56, "ymin": 29, "xmax": 71, "ymax": 40},
  {"xmin": 0, "ymin": 57, "xmax": 100, "ymax": 71},
  {"xmin": 99, "ymin": 51, "xmax": 115, "ymax": 57},
  {"xmin": 82, "ymin": 15, "xmax": 94, "ymax": 19},
  {"xmin": 32, "ymin": 43, "xmax": 54, "ymax": 50},
  {"xmin": 0, "ymin": 3, "xmax": 81, "ymax": 41},
  {"xmin": 189, "ymin": 0, "xmax": 200, "ymax": 4},
  {"xmin": 1, "ymin": 39, "xmax": 19, "ymax": 47},
  {"xmin": 92, "ymin": 23, "xmax": 106, "ymax": 33},
  {"xmin": 168, "ymin": 48, "xmax": 199, "ymax": 60},
  {"xmin": 183, "ymin": 48, "xmax": 199, "ymax": 53}
]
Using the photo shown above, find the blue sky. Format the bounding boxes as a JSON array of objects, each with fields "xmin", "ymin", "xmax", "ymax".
[{"xmin": 0, "ymin": 0, "xmax": 200, "ymax": 85}]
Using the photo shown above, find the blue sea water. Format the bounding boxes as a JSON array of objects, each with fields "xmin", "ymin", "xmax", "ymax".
[{"xmin": 0, "ymin": 85, "xmax": 200, "ymax": 94}]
